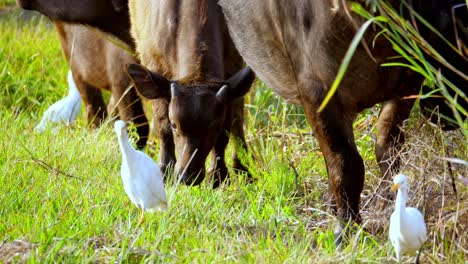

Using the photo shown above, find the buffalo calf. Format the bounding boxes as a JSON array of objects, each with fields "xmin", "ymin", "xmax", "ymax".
[{"xmin": 127, "ymin": 0, "xmax": 255, "ymax": 186}]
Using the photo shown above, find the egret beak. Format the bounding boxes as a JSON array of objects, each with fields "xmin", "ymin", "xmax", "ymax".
[{"xmin": 391, "ymin": 183, "xmax": 400, "ymax": 191}]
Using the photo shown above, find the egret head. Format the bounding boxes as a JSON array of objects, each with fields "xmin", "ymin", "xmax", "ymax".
[
  {"xmin": 114, "ymin": 120, "xmax": 127, "ymax": 138},
  {"xmin": 391, "ymin": 174, "xmax": 409, "ymax": 191}
]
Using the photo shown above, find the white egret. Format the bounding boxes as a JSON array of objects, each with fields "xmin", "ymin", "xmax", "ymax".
[
  {"xmin": 389, "ymin": 174, "xmax": 427, "ymax": 263},
  {"xmin": 114, "ymin": 120, "xmax": 167, "ymax": 224},
  {"xmin": 35, "ymin": 70, "xmax": 81, "ymax": 132}
]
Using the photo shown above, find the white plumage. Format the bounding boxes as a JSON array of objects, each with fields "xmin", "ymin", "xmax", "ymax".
[
  {"xmin": 114, "ymin": 120, "xmax": 167, "ymax": 221},
  {"xmin": 35, "ymin": 70, "xmax": 81, "ymax": 132},
  {"xmin": 389, "ymin": 174, "xmax": 427, "ymax": 263}
]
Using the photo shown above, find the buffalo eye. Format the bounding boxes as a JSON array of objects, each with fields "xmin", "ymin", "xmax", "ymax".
[{"xmin": 170, "ymin": 122, "xmax": 177, "ymax": 130}]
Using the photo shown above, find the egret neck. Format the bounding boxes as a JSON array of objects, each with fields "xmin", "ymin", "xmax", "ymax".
[
  {"xmin": 117, "ymin": 130, "xmax": 137, "ymax": 163},
  {"xmin": 394, "ymin": 186, "xmax": 407, "ymax": 231},
  {"xmin": 67, "ymin": 71, "xmax": 81, "ymax": 100},
  {"xmin": 67, "ymin": 85, "xmax": 81, "ymax": 100}
]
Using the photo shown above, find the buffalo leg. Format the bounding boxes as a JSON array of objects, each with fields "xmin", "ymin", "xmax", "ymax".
[
  {"xmin": 73, "ymin": 77, "xmax": 107, "ymax": 128},
  {"xmin": 230, "ymin": 97, "xmax": 252, "ymax": 179},
  {"xmin": 151, "ymin": 99, "xmax": 176, "ymax": 178},
  {"xmin": 302, "ymin": 94, "xmax": 364, "ymax": 242},
  {"xmin": 375, "ymin": 98, "xmax": 414, "ymax": 180},
  {"xmin": 374, "ymin": 98, "xmax": 414, "ymax": 206},
  {"xmin": 107, "ymin": 94, "xmax": 118, "ymax": 118},
  {"xmin": 112, "ymin": 84, "xmax": 149, "ymax": 149},
  {"xmin": 210, "ymin": 128, "xmax": 230, "ymax": 188}
]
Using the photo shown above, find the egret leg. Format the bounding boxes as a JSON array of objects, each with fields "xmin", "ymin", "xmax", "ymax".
[
  {"xmin": 394, "ymin": 247, "xmax": 402, "ymax": 264},
  {"xmin": 415, "ymin": 250, "xmax": 421, "ymax": 264},
  {"xmin": 137, "ymin": 209, "xmax": 145, "ymax": 227}
]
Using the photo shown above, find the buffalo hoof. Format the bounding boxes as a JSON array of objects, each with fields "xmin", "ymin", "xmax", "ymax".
[
  {"xmin": 159, "ymin": 163, "xmax": 175, "ymax": 182},
  {"xmin": 334, "ymin": 223, "xmax": 345, "ymax": 248},
  {"xmin": 333, "ymin": 214, "xmax": 362, "ymax": 248},
  {"xmin": 209, "ymin": 166, "xmax": 229, "ymax": 189},
  {"xmin": 233, "ymin": 159, "xmax": 255, "ymax": 184},
  {"xmin": 179, "ymin": 172, "xmax": 204, "ymax": 186}
]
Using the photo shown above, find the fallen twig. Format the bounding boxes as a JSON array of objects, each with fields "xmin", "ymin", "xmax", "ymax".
[
  {"xmin": 19, "ymin": 143, "xmax": 86, "ymax": 181},
  {"xmin": 31, "ymin": 157, "xmax": 85, "ymax": 181}
]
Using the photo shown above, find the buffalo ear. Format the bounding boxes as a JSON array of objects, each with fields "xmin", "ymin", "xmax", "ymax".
[
  {"xmin": 126, "ymin": 63, "xmax": 170, "ymax": 99},
  {"xmin": 216, "ymin": 67, "xmax": 255, "ymax": 103},
  {"xmin": 111, "ymin": 0, "xmax": 127, "ymax": 12}
]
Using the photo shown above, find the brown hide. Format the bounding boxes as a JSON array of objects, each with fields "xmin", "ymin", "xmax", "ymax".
[
  {"xmin": 54, "ymin": 22, "xmax": 148, "ymax": 148},
  {"xmin": 16, "ymin": 0, "xmax": 133, "ymax": 46},
  {"xmin": 219, "ymin": 0, "xmax": 466, "ymax": 236},
  {"xmin": 127, "ymin": 0, "xmax": 254, "ymax": 187}
]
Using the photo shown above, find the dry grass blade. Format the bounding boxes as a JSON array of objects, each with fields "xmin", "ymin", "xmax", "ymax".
[{"xmin": 286, "ymin": 156, "xmax": 300, "ymax": 194}]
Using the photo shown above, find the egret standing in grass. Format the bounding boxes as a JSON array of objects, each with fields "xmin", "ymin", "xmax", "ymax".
[
  {"xmin": 35, "ymin": 70, "xmax": 81, "ymax": 132},
  {"xmin": 114, "ymin": 120, "xmax": 167, "ymax": 224},
  {"xmin": 389, "ymin": 174, "xmax": 427, "ymax": 263}
]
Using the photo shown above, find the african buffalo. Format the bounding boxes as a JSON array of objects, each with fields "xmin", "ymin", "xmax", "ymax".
[
  {"xmin": 219, "ymin": 0, "xmax": 467, "ymax": 236},
  {"xmin": 53, "ymin": 22, "xmax": 149, "ymax": 148},
  {"xmin": 127, "ymin": 0, "xmax": 255, "ymax": 187}
]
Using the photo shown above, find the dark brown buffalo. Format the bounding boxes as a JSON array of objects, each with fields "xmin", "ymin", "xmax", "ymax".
[
  {"xmin": 54, "ymin": 22, "xmax": 148, "ymax": 148},
  {"xmin": 219, "ymin": 0, "xmax": 467, "ymax": 236},
  {"xmin": 16, "ymin": 0, "xmax": 132, "ymax": 46},
  {"xmin": 127, "ymin": 0, "xmax": 255, "ymax": 187}
]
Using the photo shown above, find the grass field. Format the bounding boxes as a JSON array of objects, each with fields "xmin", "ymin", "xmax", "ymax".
[{"xmin": 0, "ymin": 3, "xmax": 467, "ymax": 263}]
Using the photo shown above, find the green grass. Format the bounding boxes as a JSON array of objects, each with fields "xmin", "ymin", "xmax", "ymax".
[
  {"xmin": 0, "ymin": 0, "xmax": 15, "ymax": 9},
  {"xmin": 1, "ymin": 6, "xmax": 467, "ymax": 263}
]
